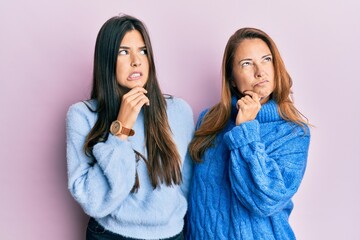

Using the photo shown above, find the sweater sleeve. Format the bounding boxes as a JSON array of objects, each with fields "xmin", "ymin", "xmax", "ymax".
[
  {"xmin": 224, "ymin": 120, "xmax": 310, "ymax": 217},
  {"xmin": 66, "ymin": 103, "xmax": 136, "ymax": 218}
]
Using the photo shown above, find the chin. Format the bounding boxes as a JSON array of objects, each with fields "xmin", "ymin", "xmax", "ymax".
[{"xmin": 127, "ymin": 83, "xmax": 143, "ymax": 89}]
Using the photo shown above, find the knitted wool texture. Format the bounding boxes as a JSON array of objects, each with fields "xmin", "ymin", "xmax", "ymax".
[{"xmin": 186, "ymin": 97, "xmax": 310, "ymax": 240}]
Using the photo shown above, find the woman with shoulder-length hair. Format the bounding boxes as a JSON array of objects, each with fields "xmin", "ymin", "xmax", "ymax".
[
  {"xmin": 66, "ymin": 14, "xmax": 194, "ymax": 240},
  {"xmin": 185, "ymin": 27, "xmax": 310, "ymax": 239}
]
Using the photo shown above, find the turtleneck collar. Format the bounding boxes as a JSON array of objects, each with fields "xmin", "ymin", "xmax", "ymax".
[{"xmin": 230, "ymin": 95, "xmax": 282, "ymax": 123}]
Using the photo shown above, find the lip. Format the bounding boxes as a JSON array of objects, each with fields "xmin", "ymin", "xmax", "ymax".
[
  {"xmin": 253, "ymin": 80, "xmax": 268, "ymax": 87},
  {"xmin": 127, "ymin": 71, "xmax": 142, "ymax": 81}
]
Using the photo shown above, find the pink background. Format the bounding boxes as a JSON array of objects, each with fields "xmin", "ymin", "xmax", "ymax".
[{"xmin": 1, "ymin": 0, "xmax": 359, "ymax": 239}]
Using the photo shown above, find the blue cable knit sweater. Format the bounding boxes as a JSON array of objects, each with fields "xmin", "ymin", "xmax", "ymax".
[
  {"xmin": 66, "ymin": 97, "xmax": 194, "ymax": 239},
  {"xmin": 186, "ymin": 97, "xmax": 310, "ymax": 240}
]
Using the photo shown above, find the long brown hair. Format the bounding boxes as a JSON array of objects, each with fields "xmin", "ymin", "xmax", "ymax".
[
  {"xmin": 190, "ymin": 27, "xmax": 308, "ymax": 162},
  {"xmin": 84, "ymin": 15, "xmax": 181, "ymax": 190}
]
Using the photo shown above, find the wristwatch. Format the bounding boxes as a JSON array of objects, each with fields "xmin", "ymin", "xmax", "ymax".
[{"xmin": 110, "ymin": 120, "xmax": 135, "ymax": 136}]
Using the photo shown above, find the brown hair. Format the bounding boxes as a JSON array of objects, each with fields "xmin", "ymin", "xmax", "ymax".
[
  {"xmin": 84, "ymin": 15, "xmax": 181, "ymax": 191},
  {"xmin": 190, "ymin": 27, "xmax": 308, "ymax": 162}
]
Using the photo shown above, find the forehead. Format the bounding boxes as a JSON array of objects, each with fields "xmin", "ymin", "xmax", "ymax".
[
  {"xmin": 120, "ymin": 30, "xmax": 145, "ymax": 45},
  {"xmin": 235, "ymin": 38, "xmax": 271, "ymax": 58}
]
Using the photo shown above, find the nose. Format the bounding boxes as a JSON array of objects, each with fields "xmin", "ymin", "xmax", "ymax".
[
  {"xmin": 255, "ymin": 65, "xmax": 264, "ymax": 78},
  {"xmin": 130, "ymin": 54, "xmax": 141, "ymax": 67}
]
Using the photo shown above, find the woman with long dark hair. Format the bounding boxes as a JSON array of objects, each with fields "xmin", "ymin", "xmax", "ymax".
[
  {"xmin": 66, "ymin": 15, "xmax": 193, "ymax": 240},
  {"xmin": 186, "ymin": 28, "xmax": 310, "ymax": 239}
]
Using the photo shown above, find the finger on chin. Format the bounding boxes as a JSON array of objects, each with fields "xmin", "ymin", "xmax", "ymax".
[{"xmin": 243, "ymin": 90, "xmax": 260, "ymax": 102}]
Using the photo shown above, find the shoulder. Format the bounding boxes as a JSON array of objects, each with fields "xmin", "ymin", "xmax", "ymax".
[
  {"xmin": 273, "ymin": 121, "xmax": 311, "ymax": 148},
  {"xmin": 165, "ymin": 96, "xmax": 193, "ymax": 118},
  {"xmin": 198, "ymin": 108, "xmax": 210, "ymax": 122},
  {"xmin": 66, "ymin": 100, "xmax": 98, "ymax": 125},
  {"xmin": 293, "ymin": 123, "xmax": 311, "ymax": 138},
  {"xmin": 165, "ymin": 96, "xmax": 195, "ymax": 133},
  {"xmin": 193, "ymin": 108, "xmax": 210, "ymax": 129}
]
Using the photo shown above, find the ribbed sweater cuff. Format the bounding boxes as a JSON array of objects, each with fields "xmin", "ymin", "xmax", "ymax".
[{"xmin": 224, "ymin": 120, "xmax": 260, "ymax": 150}]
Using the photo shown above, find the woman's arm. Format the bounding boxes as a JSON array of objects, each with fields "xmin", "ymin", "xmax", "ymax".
[
  {"xmin": 224, "ymin": 120, "xmax": 310, "ymax": 217},
  {"xmin": 66, "ymin": 103, "xmax": 136, "ymax": 218}
]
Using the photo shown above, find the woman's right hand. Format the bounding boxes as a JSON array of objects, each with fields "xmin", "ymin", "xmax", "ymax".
[
  {"xmin": 116, "ymin": 87, "xmax": 150, "ymax": 136},
  {"xmin": 235, "ymin": 91, "xmax": 261, "ymax": 125}
]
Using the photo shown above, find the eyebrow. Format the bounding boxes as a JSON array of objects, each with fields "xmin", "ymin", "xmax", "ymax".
[
  {"xmin": 239, "ymin": 58, "xmax": 252, "ymax": 63},
  {"xmin": 239, "ymin": 54, "xmax": 272, "ymax": 63},
  {"xmin": 261, "ymin": 54, "xmax": 272, "ymax": 59},
  {"xmin": 119, "ymin": 46, "xmax": 146, "ymax": 49}
]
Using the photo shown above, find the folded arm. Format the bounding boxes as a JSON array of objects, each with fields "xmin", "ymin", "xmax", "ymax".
[{"xmin": 224, "ymin": 120, "xmax": 310, "ymax": 217}]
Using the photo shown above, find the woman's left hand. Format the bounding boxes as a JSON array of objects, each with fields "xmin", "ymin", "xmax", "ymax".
[{"xmin": 235, "ymin": 91, "xmax": 261, "ymax": 125}]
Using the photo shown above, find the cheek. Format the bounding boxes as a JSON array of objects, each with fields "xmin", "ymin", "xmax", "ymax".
[
  {"xmin": 144, "ymin": 60, "xmax": 150, "ymax": 73},
  {"xmin": 267, "ymin": 65, "xmax": 275, "ymax": 78},
  {"xmin": 144, "ymin": 62, "xmax": 150, "ymax": 74},
  {"xmin": 115, "ymin": 63, "xmax": 125, "ymax": 82},
  {"xmin": 268, "ymin": 69, "xmax": 275, "ymax": 88},
  {"xmin": 233, "ymin": 75, "xmax": 252, "ymax": 91}
]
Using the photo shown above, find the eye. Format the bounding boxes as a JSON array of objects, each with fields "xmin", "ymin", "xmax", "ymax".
[
  {"xmin": 118, "ymin": 49, "xmax": 128, "ymax": 55},
  {"xmin": 264, "ymin": 56, "xmax": 272, "ymax": 62},
  {"xmin": 140, "ymin": 48, "xmax": 147, "ymax": 55},
  {"xmin": 241, "ymin": 61, "xmax": 251, "ymax": 67}
]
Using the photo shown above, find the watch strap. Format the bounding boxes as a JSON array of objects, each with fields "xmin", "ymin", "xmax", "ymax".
[
  {"xmin": 120, "ymin": 126, "xmax": 135, "ymax": 136},
  {"xmin": 110, "ymin": 120, "xmax": 135, "ymax": 136}
]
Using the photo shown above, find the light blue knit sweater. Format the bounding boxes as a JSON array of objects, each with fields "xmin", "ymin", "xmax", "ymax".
[
  {"xmin": 186, "ymin": 97, "xmax": 310, "ymax": 239},
  {"xmin": 66, "ymin": 97, "xmax": 194, "ymax": 239}
]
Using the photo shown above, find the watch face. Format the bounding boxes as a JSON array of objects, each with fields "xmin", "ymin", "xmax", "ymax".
[{"xmin": 111, "ymin": 121, "xmax": 121, "ymax": 134}]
